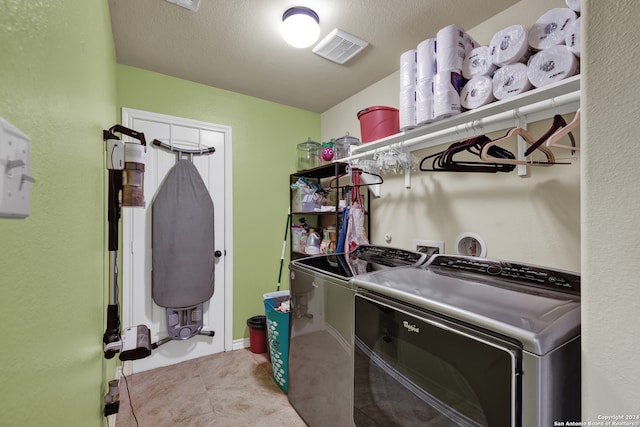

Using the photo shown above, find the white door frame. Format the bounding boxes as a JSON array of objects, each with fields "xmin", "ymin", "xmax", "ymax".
[{"xmin": 120, "ymin": 107, "xmax": 234, "ymax": 353}]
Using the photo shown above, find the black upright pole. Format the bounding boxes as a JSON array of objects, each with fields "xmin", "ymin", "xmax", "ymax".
[
  {"xmin": 107, "ymin": 169, "xmax": 122, "ymax": 252},
  {"xmin": 103, "ymin": 164, "xmax": 123, "ymax": 358}
]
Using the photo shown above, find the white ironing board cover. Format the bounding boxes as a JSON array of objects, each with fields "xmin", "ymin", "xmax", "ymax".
[{"xmin": 152, "ymin": 159, "xmax": 215, "ymax": 308}]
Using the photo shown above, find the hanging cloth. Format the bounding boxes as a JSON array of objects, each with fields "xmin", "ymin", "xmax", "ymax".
[
  {"xmin": 344, "ymin": 170, "xmax": 369, "ymax": 251},
  {"xmin": 336, "ymin": 206, "xmax": 350, "ymax": 253}
]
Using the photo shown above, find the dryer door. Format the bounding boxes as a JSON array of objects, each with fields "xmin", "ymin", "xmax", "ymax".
[{"xmin": 354, "ymin": 293, "xmax": 522, "ymax": 427}]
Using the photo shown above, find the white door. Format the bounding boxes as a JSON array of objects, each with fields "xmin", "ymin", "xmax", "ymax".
[{"xmin": 121, "ymin": 108, "xmax": 233, "ymax": 373}]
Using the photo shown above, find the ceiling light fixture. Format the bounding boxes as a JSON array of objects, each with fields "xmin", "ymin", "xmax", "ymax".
[{"xmin": 281, "ymin": 6, "xmax": 320, "ymax": 49}]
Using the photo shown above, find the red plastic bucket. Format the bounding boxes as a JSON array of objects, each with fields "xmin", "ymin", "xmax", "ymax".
[
  {"xmin": 357, "ymin": 106, "xmax": 400, "ymax": 143},
  {"xmin": 247, "ymin": 315, "xmax": 267, "ymax": 354}
]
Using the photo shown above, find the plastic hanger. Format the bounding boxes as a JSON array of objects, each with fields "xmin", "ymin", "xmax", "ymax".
[
  {"xmin": 523, "ymin": 115, "xmax": 575, "ymax": 157},
  {"xmin": 480, "ymin": 127, "xmax": 559, "ymax": 166},
  {"xmin": 420, "ymin": 136, "xmax": 516, "ymax": 173},
  {"xmin": 546, "ymin": 109, "xmax": 580, "ymax": 152}
]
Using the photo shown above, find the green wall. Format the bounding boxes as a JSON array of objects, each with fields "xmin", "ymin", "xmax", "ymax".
[
  {"xmin": 0, "ymin": 0, "xmax": 116, "ymax": 426},
  {"xmin": 0, "ymin": 1, "xmax": 319, "ymax": 425},
  {"xmin": 116, "ymin": 65, "xmax": 319, "ymax": 340}
]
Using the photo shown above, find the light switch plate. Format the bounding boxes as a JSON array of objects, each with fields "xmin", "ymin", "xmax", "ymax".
[{"xmin": 0, "ymin": 117, "xmax": 34, "ymax": 218}]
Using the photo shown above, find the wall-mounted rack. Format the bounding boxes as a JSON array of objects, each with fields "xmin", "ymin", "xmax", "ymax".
[{"xmin": 345, "ymin": 75, "xmax": 580, "ymax": 181}]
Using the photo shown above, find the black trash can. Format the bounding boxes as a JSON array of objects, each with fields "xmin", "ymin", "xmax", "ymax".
[{"xmin": 247, "ymin": 315, "xmax": 267, "ymax": 354}]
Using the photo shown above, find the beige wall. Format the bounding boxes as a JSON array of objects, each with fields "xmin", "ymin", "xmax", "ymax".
[
  {"xmin": 321, "ymin": 0, "xmax": 579, "ymax": 272},
  {"xmin": 582, "ymin": 0, "xmax": 640, "ymax": 417},
  {"xmin": 323, "ymin": 0, "xmax": 640, "ymax": 419}
]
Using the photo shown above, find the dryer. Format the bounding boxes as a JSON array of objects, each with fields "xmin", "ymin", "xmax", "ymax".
[{"xmin": 288, "ymin": 245, "xmax": 426, "ymax": 427}]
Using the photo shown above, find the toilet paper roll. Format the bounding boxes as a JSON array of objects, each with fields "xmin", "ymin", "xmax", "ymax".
[
  {"xmin": 416, "ymin": 38, "xmax": 437, "ymax": 81},
  {"xmin": 492, "ymin": 63, "xmax": 531, "ymax": 100},
  {"xmin": 460, "ymin": 76, "xmax": 495, "ymax": 110},
  {"xmin": 527, "ymin": 44, "xmax": 579, "ymax": 88},
  {"xmin": 400, "ymin": 49, "xmax": 417, "ymax": 88},
  {"xmin": 565, "ymin": 17, "xmax": 581, "ymax": 57},
  {"xmin": 462, "ymin": 46, "xmax": 498, "ymax": 79},
  {"xmin": 528, "ymin": 8, "xmax": 577, "ymax": 50},
  {"xmin": 399, "ymin": 87, "xmax": 417, "ymax": 131},
  {"xmin": 416, "ymin": 79, "xmax": 434, "ymax": 125},
  {"xmin": 464, "ymin": 33, "xmax": 480, "ymax": 54},
  {"xmin": 489, "ymin": 24, "xmax": 531, "ymax": 67},
  {"xmin": 565, "ymin": 0, "xmax": 580, "ymax": 13},
  {"xmin": 436, "ymin": 24, "xmax": 467, "ymax": 72},
  {"xmin": 433, "ymin": 71, "xmax": 465, "ymax": 119}
]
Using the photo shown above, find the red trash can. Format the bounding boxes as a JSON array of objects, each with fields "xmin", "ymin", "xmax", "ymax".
[{"xmin": 247, "ymin": 315, "xmax": 267, "ymax": 354}]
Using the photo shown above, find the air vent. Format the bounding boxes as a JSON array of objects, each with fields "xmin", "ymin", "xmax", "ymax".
[
  {"xmin": 165, "ymin": 0, "xmax": 200, "ymax": 12},
  {"xmin": 313, "ymin": 29, "xmax": 369, "ymax": 64}
]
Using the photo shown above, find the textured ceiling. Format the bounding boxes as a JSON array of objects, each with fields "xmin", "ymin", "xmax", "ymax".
[{"xmin": 108, "ymin": 0, "xmax": 518, "ymax": 113}]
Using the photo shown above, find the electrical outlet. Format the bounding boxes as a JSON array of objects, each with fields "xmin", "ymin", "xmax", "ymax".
[
  {"xmin": 103, "ymin": 379, "xmax": 120, "ymax": 417},
  {"xmin": 414, "ymin": 239, "xmax": 444, "ymax": 258}
]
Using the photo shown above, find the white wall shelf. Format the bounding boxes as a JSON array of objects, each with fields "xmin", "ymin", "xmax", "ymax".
[{"xmin": 348, "ymin": 75, "xmax": 581, "ymax": 160}]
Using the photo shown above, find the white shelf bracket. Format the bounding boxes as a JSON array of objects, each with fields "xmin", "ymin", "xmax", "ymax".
[{"xmin": 515, "ymin": 111, "xmax": 528, "ymax": 177}]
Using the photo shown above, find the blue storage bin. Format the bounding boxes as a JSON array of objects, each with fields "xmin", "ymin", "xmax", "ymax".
[{"xmin": 263, "ymin": 290, "xmax": 290, "ymax": 394}]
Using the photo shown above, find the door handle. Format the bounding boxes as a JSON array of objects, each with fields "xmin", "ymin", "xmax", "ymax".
[{"xmin": 214, "ymin": 250, "xmax": 223, "ymax": 258}]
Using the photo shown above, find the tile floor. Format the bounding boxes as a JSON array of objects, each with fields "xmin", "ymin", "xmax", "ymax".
[{"xmin": 115, "ymin": 349, "xmax": 307, "ymax": 427}]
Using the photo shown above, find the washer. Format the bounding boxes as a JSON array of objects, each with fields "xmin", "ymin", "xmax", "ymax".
[
  {"xmin": 352, "ymin": 254, "xmax": 581, "ymax": 426},
  {"xmin": 288, "ymin": 245, "xmax": 426, "ymax": 427}
]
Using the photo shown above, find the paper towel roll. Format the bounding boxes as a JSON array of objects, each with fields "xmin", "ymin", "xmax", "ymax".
[
  {"xmin": 527, "ymin": 44, "xmax": 578, "ymax": 88},
  {"xmin": 399, "ymin": 87, "xmax": 417, "ymax": 131},
  {"xmin": 460, "ymin": 76, "xmax": 495, "ymax": 110},
  {"xmin": 416, "ymin": 79, "xmax": 434, "ymax": 125},
  {"xmin": 492, "ymin": 63, "xmax": 531, "ymax": 100},
  {"xmin": 565, "ymin": 17, "xmax": 581, "ymax": 57},
  {"xmin": 433, "ymin": 71, "xmax": 464, "ymax": 119},
  {"xmin": 400, "ymin": 49, "xmax": 417, "ymax": 88},
  {"xmin": 528, "ymin": 8, "xmax": 578, "ymax": 50},
  {"xmin": 417, "ymin": 38, "xmax": 437, "ymax": 81},
  {"xmin": 565, "ymin": 0, "xmax": 580, "ymax": 13},
  {"xmin": 489, "ymin": 24, "xmax": 531, "ymax": 67},
  {"xmin": 436, "ymin": 24, "xmax": 467, "ymax": 72},
  {"xmin": 462, "ymin": 46, "xmax": 498, "ymax": 79}
]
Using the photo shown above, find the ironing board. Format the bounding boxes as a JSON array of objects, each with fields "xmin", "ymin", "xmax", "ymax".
[{"xmin": 152, "ymin": 159, "xmax": 215, "ymax": 344}]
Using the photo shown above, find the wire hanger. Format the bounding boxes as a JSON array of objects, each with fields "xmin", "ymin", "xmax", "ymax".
[
  {"xmin": 329, "ymin": 166, "xmax": 384, "ymax": 189},
  {"xmin": 546, "ymin": 109, "xmax": 580, "ymax": 153}
]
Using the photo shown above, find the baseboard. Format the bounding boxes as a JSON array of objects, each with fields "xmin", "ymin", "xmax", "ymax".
[{"xmin": 232, "ymin": 337, "xmax": 250, "ymax": 350}]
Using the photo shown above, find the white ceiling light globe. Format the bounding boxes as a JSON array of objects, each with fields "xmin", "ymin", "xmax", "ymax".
[{"xmin": 281, "ymin": 7, "xmax": 320, "ymax": 49}]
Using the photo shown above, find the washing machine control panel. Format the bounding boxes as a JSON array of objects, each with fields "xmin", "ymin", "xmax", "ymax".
[
  {"xmin": 427, "ymin": 255, "xmax": 580, "ymax": 295},
  {"xmin": 352, "ymin": 245, "xmax": 427, "ymax": 267}
]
